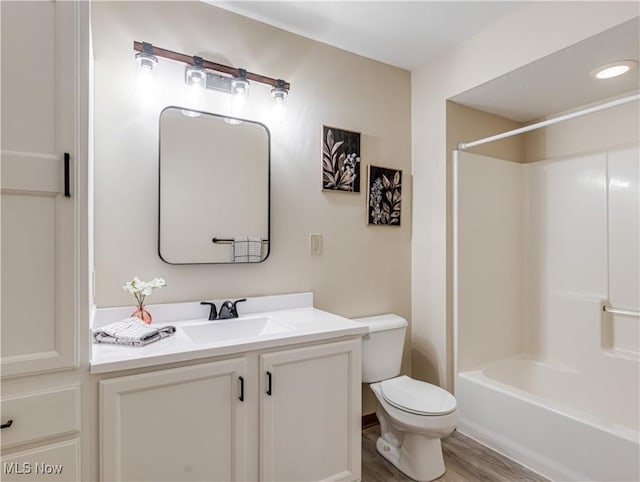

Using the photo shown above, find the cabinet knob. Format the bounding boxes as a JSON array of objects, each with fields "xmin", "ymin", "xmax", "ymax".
[{"xmin": 1, "ymin": 419, "xmax": 13, "ymax": 430}]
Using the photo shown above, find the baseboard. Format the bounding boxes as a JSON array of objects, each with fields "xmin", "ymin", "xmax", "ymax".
[{"xmin": 362, "ymin": 412, "xmax": 379, "ymax": 429}]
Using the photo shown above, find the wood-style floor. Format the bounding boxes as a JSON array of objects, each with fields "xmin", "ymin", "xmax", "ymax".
[{"xmin": 362, "ymin": 426, "xmax": 549, "ymax": 482}]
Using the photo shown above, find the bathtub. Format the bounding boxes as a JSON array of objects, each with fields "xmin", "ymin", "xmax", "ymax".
[{"xmin": 456, "ymin": 358, "xmax": 640, "ymax": 482}]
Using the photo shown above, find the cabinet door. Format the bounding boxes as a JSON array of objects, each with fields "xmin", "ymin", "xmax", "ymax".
[
  {"xmin": 100, "ymin": 359, "xmax": 248, "ymax": 482},
  {"xmin": 260, "ymin": 339, "xmax": 361, "ymax": 482},
  {"xmin": 1, "ymin": 439, "xmax": 80, "ymax": 482},
  {"xmin": 0, "ymin": 0, "xmax": 79, "ymax": 377},
  {"xmin": 1, "ymin": 386, "xmax": 81, "ymax": 450}
]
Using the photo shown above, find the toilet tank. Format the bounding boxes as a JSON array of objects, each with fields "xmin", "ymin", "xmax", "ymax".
[{"xmin": 353, "ymin": 314, "xmax": 408, "ymax": 383}]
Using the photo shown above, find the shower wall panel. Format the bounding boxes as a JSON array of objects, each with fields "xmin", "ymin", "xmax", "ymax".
[
  {"xmin": 607, "ymin": 145, "xmax": 639, "ymax": 356},
  {"xmin": 525, "ymin": 153, "xmax": 608, "ymax": 366},
  {"xmin": 454, "ymin": 152, "xmax": 525, "ymax": 372},
  {"xmin": 454, "ymin": 145, "xmax": 639, "ymax": 371}
]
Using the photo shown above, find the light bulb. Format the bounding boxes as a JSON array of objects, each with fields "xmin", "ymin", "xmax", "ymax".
[
  {"xmin": 232, "ymin": 78, "xmax": 249, "ymax": 96},
  {"xmin": 185, "ymin": 66, "xmax": 206, "ymax": 86},
  {"xmin": 136, "ymin": 52, "xmax": 158, "ymax": 72},
  {"xmin": 270, "ymin": 80, "xmax": 288, "ymax": 105},
  {"xmin": 134, "ymin": 51, "xmax": 158, "ymax": 100}
]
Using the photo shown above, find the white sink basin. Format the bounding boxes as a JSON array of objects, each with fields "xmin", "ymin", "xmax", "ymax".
[{"xmin": 183, "ymin": 317, "xmax": 296, "ymax": 344}]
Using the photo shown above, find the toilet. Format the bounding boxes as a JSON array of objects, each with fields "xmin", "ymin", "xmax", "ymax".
[{"xmin": 355, "ymin": 314, "xmax": 458, "ymax": 482}]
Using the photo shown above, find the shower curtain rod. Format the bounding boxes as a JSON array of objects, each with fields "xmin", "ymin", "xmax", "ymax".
[
  {"xmin": 603, "ymin": 305, "xmax": 640, "ymax": 317},
  {"xmin": 457, "ymin": 93, "xmax": 640, "ymax": 151}
]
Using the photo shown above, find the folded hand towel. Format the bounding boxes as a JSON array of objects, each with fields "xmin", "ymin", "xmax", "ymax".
[
  {"xmin": 232, "ymin": 236, "xmax": 262, "ymax": 263},
  {"xmin": 93, "ymin": 318, "xmax": 176, "ymax": 346}
]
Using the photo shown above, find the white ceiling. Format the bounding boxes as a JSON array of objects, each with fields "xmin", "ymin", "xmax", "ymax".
[
  {"xmin": 210, "ymin": 1, "xmax": 525, "ymax": 71},
  {"xmin": 208, "ymin": 2, "xmax": 639, "ymax": 121},
  {"xmin": 451, "ymin": 17, "xmax": 640, "ymax": 122}
]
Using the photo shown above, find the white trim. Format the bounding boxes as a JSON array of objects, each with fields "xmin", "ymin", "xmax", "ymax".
[{"xmin": 451, "ymin": 150, "xmax": 459, "ymax": 395}]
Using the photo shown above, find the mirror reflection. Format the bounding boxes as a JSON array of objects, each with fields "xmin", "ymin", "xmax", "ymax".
[{"xmin": 159, "ymin": 107, "xmax": 270, "ymax": 264}]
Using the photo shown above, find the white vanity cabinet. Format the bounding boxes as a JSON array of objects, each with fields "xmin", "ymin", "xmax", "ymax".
[
  {"xmin": 260, "ymin": 339, "xmax": 361, "ymax": 482},
  {"xmin": 100, "ymin": 338, "xmax": 361, "ymax": 482},
  {"xmin": 1, "ymin": 2, "xmax": 88, "ymax": 480},
  {"xmin": 0, "ymin": 440, "xmax": 81, "ymax": 482},
  {"xmin": 100, "ymin": 358, "xmax": 248, "ymax": 482},
  {"xmin": 1, "ymin": 0, "xmax": 85, "ymax": 378},
  {"xmin": 1, "ymin": 387, "xmax": 82, "ymax": 481}
]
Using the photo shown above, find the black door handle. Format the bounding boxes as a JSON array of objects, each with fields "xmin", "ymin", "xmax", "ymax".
[
  {"xmin": 238, "ymin": 376, "xmax": 244, "ymax": 402},
  {"xmin": 266, "ymin": 371, "xmax": 272, "ymax": 396},
  {"xmin": 64, "ymin": 152, "xmax": 71, "ymax": 198},
  {"xmin": 1, "ymin": 419, "xmax": 13, "ymax": 429}
]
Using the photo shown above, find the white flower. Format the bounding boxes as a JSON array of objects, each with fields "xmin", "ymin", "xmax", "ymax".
[
  {"xmin": 122, "ymin": 276, "xmax": 166, "ymax": 307},
  {"xmin": 150, "ymin": 278, "xmax": 166, "ymax": 289}
]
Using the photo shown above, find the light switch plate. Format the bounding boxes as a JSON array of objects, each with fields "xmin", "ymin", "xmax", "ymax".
[{"xmin": 309, "ymin": 233, "xmax": 323, "ymax": 255}]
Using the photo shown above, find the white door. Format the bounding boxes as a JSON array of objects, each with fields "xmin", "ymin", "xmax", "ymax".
[
  {"xmin": 1, "ymin": 0, "xmax": 80, "ymax": 377},
  {"xmin": 260, "ymin": 339, "xmax": 361, "ymax": 482},
  {"xmin": 100, "ymin": 359, "xmax": 248, "ymax": 482}
]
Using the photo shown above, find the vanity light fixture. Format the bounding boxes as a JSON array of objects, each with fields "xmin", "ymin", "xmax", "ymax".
[
  {"xmin": 134, "ymin": 41, "xmax": 290, "ymax": 104},
  {"xmin": 230, "ymin": 68, "xmax": 249, "ymax": 116},
  {"xmin": 135, "ymin": 42, "xmax": 158, "ymax": 72},
  {"xmin": 185, "ymin": 56, "xmax": 206, "ymax": 87},
  {"xmin": 231, "ymin": 68, "xmax": 250, "ymax": 96},
  {"xmin": 135, "ymin": 41, "xmax": 158, "ymax": 95},
  {"xmin": 271, "ymin": 79, "xmax": 288, "ymax": 104},
  {"xmin": 592, "ymin": 60, "xmax": 638, "ymax": 79}
]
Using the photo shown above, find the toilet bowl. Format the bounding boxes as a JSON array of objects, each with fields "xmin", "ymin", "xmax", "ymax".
[
  {"xmin": 370, "ymin": 376, "xmax": 458, "ymax": 481},
  {"xmin": 354, "ymin": 314, "xmax": 458, "ymax": 482}
]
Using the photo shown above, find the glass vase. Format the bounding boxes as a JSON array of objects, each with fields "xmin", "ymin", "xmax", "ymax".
[{"xmin": 131, "ymin": 305, "xmax": 152, "ymax": 324}]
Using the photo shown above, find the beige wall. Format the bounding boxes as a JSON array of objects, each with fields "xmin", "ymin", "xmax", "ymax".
[
  {"xmin": 411, "ymin": 2, "xmax": 638, "ymax": 389},
  {"xmin": 448, "ymin": 96, "xmax": 640, "ymax": 166},
  {"xmin": 524, "ymin": 99, "xmax": 640, "ymax": 162},
  {"xmin": 446, "ymin": 102, "xmax": 524, "ymax": 163},
  {"xmin": 91, "ymin": 1, "xmax": 411, "ymax": 416}
]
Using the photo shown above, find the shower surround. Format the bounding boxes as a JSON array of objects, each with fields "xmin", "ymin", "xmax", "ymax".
[{"xmin": 453, "ymin": 145, "xmax": 639, "ymax": 481}]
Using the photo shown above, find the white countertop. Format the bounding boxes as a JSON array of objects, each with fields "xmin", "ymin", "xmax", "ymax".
[{"xmin": 90, "ymin": 293, "xmax": 368, "ymax": 374}]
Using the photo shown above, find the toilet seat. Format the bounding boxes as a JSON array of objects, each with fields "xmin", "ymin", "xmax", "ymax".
[{"xmin": 380, "ymin": 376, "xmax": 457, "ymax": 416}]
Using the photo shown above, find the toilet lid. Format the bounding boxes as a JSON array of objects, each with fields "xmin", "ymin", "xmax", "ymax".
[{"xmin": 380, "ymin": 376, "xmax": 457, "ymax": 416}]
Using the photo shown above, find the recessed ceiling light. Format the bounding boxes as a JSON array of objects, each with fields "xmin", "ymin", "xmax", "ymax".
[{"xmin": 593, "ymin": 60, "xmax": 638, "ymax": 80}]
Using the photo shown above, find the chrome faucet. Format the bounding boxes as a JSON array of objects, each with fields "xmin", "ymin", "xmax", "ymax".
[{"xmin": 218, "ymin": 298, "xmax": 247, "ymax": 319}]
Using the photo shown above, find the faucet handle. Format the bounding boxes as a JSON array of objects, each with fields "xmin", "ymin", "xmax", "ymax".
[
  {"xmin": 219, "ymin": 298, "xmax": 247, "ymax": 319},
  {"xmin": 232, "ymin": 298, "xmax": 247, "ymax": 314},
  {"xmin": 200, "ymin": 301, "xmax": 218, "ymax": 321}
]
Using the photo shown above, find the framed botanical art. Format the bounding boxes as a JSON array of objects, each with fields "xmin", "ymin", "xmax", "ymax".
[
  {"xmin": 322, "ymin": 125, "xmax": 361, "ymax": 193},
  {"xmin": 367, "ymin": 165, "xmax": 402, "ymax": 226}
]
